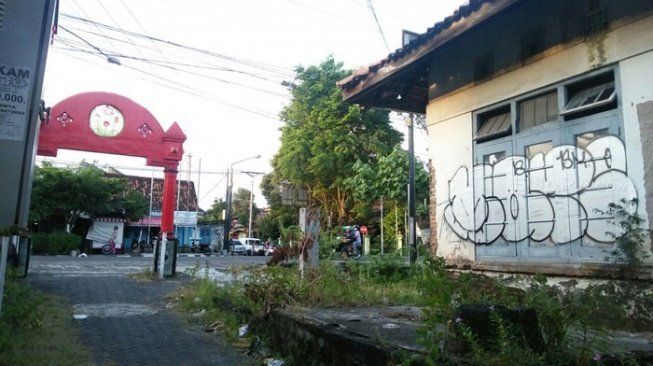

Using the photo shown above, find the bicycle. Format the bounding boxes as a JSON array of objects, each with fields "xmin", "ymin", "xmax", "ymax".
[{"xmin": 101, "ymin": 240, "xmax": 117, "ymax": 255}]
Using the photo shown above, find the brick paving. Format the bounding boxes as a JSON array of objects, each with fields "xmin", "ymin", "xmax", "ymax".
[{"xmin": 27, "ymin": 261, "xmax": 254, "ymax": 366}]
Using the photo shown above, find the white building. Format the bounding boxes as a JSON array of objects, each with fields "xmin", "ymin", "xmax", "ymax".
[{"xmin": 338, "ymin": 0, "xmax": 653, "ymax": 277}]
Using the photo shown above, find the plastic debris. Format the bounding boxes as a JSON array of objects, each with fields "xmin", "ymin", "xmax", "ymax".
[
  {"xmin": 382, "ymin": 323, "xmax": 399, "ymax": 329},
  {"xmin": 267, "ymin": 360, "xmax": 284, "ymax": 366},
  {"xmin": 238, "ymin": 324, "xmax": 249, "ymax": 337},
  {"xmin": 73, "ymin": 314, "xmax": 88, "ymax": 320},
  {"xmin": 78, "ymin": 253, "xmax": 88, "ymax": 258}
]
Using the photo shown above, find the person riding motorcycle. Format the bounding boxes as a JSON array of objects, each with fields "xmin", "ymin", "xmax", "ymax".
[
  {"xmin": 334, "ymin": 226, "xmax": 361, "ymax": 259},
  {"xmin": 347, "ymin": 226, "xmax": 362, "ymax": 256}
]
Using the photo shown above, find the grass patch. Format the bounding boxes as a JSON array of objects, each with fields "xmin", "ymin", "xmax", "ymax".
[
  {"xmin": 1, "ymin": 272, "xmax": 94, "ymax": 366},
  {"xmin": 126, "ymin": 266, "xmax": 157, "ymax": 282},
  {"xmin": 175, "ymin": 254, "xmax": 652, "ymax": 366}
]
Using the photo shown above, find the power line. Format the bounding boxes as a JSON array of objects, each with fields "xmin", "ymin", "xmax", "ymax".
[
  {"xmin": 366, "ymin": 0, "xmax": 390, "ymax": 53},
  {"xmin": 119, "ymin": 0, "xmax": 172, "ymax": 66},
  {"xmin": 57, "ymin": 25, "xmax": 288, "ymax": 84},
  {"xmin": 71, "ymin": 0, "xmax": 122, "ymax": 58},
  {"xmin": 51, "ymin": 45, "xmax": 281, "ymax": 121},
  {"xmin": 58, "ymin": 25, "xmax": 120, "ymax": 64},
  {"xmin": 55, "ymin": 34, "xmax": 289, "ymax": 98},
  {"xmin": 61, "ymin": 13, "xmax": 296, "ymax": 78}
]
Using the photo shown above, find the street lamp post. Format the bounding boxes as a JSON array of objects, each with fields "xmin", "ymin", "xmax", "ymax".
[
  {"xmin": 248, "ymin": 175, "xmax": 255, "ymax": 237},
  {"xmin": 223, "ymin": 155, "xmax": 261, "ymax": 249}
]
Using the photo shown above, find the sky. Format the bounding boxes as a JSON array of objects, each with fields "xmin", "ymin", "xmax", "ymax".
[{"xmin": 39, "ymin": 0, "xmax": 467, "ymax": 210}]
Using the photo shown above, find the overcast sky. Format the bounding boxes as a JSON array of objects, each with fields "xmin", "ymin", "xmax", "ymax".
[{"xmin": 40, "ymin": 0, "xmax": 466, "ymax": 210}]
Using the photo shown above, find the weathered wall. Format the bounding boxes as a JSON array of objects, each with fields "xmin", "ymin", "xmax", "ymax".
[
  {"xmin": 428, "ymin": 113, "xmax": 474, "ymax": 262},
  {"xmin": 623, "ymin": 49, "xmax": 653, "ymax": 253},
  {"xmin": 425, "ymin": 14, "xmax": 653, "ymax": 271}
]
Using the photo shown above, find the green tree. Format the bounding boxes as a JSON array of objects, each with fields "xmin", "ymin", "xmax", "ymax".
[
  {"xmin": 273, "ymin": 56, "xmax": 401, "ymax": 224},
  {"xmin": 200, "ymin": 188, "xmax": 259, "ymax": 229},
  {"xmin": 344, "ymin": 144, "xmax": 430, "ymax": 246},
  {"xmin": 199, "ymin": 198, "xmax": 226, "ymax": 223},
  {"xmin": 232, "ymin": 187, "xmax": 259, "ymax": 227},
  {"xmin": 259, "ymin": 173, "xmax": 298, "ymax": 240},
  {"xmin": 29, "ymin": 162, "xmax": 148, "ymax": 232}
]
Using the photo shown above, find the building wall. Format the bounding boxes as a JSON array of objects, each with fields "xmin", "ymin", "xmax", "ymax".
[
  {"xmin": 426, "ymin": 15, "xmax": 653, "ymax": 268},
  {"xmin": 622, "ymin": 51, "xmax": 653, "ymax": 255}
]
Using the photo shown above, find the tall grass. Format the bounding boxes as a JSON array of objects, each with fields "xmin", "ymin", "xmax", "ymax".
[{"xmin": 0, "ymin": 271, "xmax": 93, "ymax": 366}]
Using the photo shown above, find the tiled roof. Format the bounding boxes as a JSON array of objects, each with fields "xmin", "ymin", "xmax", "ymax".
[{"xmin": 105, "ymin": 172, "xmax": 200, "ymax": 212}]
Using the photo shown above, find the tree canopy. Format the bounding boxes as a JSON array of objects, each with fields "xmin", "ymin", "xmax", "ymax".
[
  {"xmin": 199, "ymin": 188, "xmax": 259, "ymax": 229},
  {"xmin": 272, "ymin": 56, "xmax": 402, "ymax": 224},
  {"xmin": 29, "ymin": 162, "xmax": 148, "ymax": 232},
  {"xmin": 343, "ymin": 143, "xmax": 430, "ymax": 223}
]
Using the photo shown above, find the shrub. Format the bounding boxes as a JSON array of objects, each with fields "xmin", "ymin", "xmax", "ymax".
[
  {"xmin": 31, "ymin": 232, "xmax": 81, "ymax": 255},
  {"xmin": 598, "ymin": 198, "xmax": 650, "ymax": 277}
]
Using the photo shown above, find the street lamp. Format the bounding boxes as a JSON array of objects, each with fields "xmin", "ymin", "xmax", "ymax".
[{"xmin": 223, "ymin": 154, "xmax": 261, "ymax": 248}]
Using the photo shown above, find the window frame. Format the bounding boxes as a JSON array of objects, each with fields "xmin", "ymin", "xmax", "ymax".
[
  {"xmin": 471, "ymin": 66, "xmax": 623, "ymax": 263},
  {"xmin": 561, "ymin": 81, "xmax": 616, "ymax": 116}
]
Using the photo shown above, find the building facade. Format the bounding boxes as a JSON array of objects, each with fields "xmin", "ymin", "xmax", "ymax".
[{"xmin": 339, "ymin": 0, "xmax": 653, "ymax": 276}]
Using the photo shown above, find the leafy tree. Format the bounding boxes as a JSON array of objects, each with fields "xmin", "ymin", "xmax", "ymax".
[
  {"xmin": 259, "ymin": 173, "xmax": 298, "ymax": 240},
  {"xmin": 232, "ymin": 187, "xmax": 259, "ymax": 227},
  {"xmin": 199, "ymin": 198, "xmax": 226, "ymax": 223},
  {"xmin": 344, "ymin": 144, "xmax": 430, "ymax": 245},
  {"xmin": 29, "ymin": 162, "xmax": 148, "ymax": 232},
  {"xmin": 273, "ymin": 56, "xmax": 401, "ymax": 224},
  {"xmin": 201, "ymin": 188, "xmax": 259, "ymax": 228}
]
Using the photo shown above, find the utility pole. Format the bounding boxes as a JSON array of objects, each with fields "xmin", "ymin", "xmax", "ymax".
[
  {"xmin": 243, "ymin": 171, "xmax": 264, "ymax": 237},
  {"xmin": 405, "ymin": 115, "xmax": 417, "ymax": 265}
]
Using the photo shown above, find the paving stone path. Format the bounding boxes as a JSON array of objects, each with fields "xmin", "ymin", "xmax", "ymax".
[{"xmin": 26, "ymin": 257, "xmax": 254, "ymax": 366}]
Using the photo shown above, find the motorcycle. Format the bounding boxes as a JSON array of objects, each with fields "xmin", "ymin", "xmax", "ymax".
[
  {"xmin": 189, "ymin": 238, "xmax": 211, "ymax": 256},
  {"xmin": 133, "ymin": 236, "xmax": 156, "ymax": 253},
  {"xmin": 333, "ymin": 237, "xmax": 361, "ymax": 260}
]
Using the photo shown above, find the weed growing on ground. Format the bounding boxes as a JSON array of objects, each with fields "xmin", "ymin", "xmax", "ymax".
[
  {"xmin": 176, "ymin": 253, "xmax": 648, "ymax": 366},
  {"xmin": 416, "ymin": 257, "xmax": 644, "ymax": 366},
  {"xmin": 596, "ymin": 198, "xmax": 651, "ymax": 278},
  {"xmin": 0, "ymin": 271, "xmax": 93, "ymax": 366},
  {"xmin": 127, "ymin": 266, "xmax": 157, "ymax": 282}
]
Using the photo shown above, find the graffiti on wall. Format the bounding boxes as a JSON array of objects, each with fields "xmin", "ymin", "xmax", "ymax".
[{"xmin": 443, "ymin": 136, "xmax": 637, "ymax": 245}]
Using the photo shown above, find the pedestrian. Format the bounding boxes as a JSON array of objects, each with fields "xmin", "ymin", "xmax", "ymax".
[{"xmin": 108, "ymin": 226, "xmax": 118, "ymax": 254}]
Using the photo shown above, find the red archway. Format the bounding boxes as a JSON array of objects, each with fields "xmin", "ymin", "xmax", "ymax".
[{"xmin": 37, "ymin": 91, "xmax": 186, "ymax": 239}]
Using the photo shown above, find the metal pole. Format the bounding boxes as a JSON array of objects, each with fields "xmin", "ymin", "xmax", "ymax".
[
  {"xmin": 380, "ymin": 196, "xmax": 384, "ymax": 254},
  {"xmin": 405, "ymin": 115, "xmax": 417, "ymax": 265},
  {"xmin": 0, "ymin": 237, "xmax": 9, "ymax": 314},
  {"xmin": 223, "ymin": 167, "xmax": 232, "ymax": 247},
  {"xmin": 159, "ymin": 232, "xmax": 166, "ymax": 279},
  {"xmin": 195, "ymin": 158, "xmax": 201, "ymax": 243},
  {"xmin": 248, "ymin": 175, "xmax": 254, "ymax": 237},
  {"xmin": 224, "ymin": 155, "xmax": 261, "ymax": 245}
]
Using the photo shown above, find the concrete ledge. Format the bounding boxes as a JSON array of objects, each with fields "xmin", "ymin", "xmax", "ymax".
[
  {"xmin": 446, "ymin": 260, "xmax": 653, "ymax": 280},
  {"xmin": 253, "ymin": 306, "xmax": 427, "ymax": 365}
]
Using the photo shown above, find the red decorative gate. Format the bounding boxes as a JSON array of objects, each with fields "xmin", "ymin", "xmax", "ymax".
[{"xmin": 37, "ymin": 92, "xmax": 186, "ymax": 238}]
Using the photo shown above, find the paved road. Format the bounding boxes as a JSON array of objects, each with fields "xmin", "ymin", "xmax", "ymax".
[{"xmin": 26, "ymin": 254, "xmax": 268, "ymax": 366}]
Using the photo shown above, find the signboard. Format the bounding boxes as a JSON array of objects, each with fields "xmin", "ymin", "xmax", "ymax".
[
  {"xmin": 0, "ymin": 64, "xmax": 31, "ymax": 141},
  {"xmin": 174, "ymin": 211, "xmax": 197, "ymax": 226}
]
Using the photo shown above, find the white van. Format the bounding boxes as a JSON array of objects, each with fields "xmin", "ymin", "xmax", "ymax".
[{"xmin": 238, "ymin": 238, "xmax": 263, "ymax": 256}]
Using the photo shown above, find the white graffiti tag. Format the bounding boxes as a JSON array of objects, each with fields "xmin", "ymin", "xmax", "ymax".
[{"xmin": 443, "ymin": 136, "xmax": 637, "ymax": 245}]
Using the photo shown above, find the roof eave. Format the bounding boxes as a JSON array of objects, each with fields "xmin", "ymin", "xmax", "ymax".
[{"xmin": 339, "ymin": 0, "xmax": 519, "ymax": 110}]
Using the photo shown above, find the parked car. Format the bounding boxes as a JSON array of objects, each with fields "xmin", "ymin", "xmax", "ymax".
[
  {"xmin": 238, "ymin": 238, "xmax": 264, "ymax": 256},
  {"xmin": 230, "ymin": 240, "xmax": 245, "ymax": 255}
]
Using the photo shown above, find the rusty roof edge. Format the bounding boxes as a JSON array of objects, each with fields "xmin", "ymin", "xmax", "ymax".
[{"xmin": 337, "ymin": 0, "xmax": 519, "ymax": 101}]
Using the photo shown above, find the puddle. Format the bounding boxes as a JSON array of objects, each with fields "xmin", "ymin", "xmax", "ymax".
[{"xmin": 73, "ymin": 303, "xmax": 158, "ymax": 318}]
